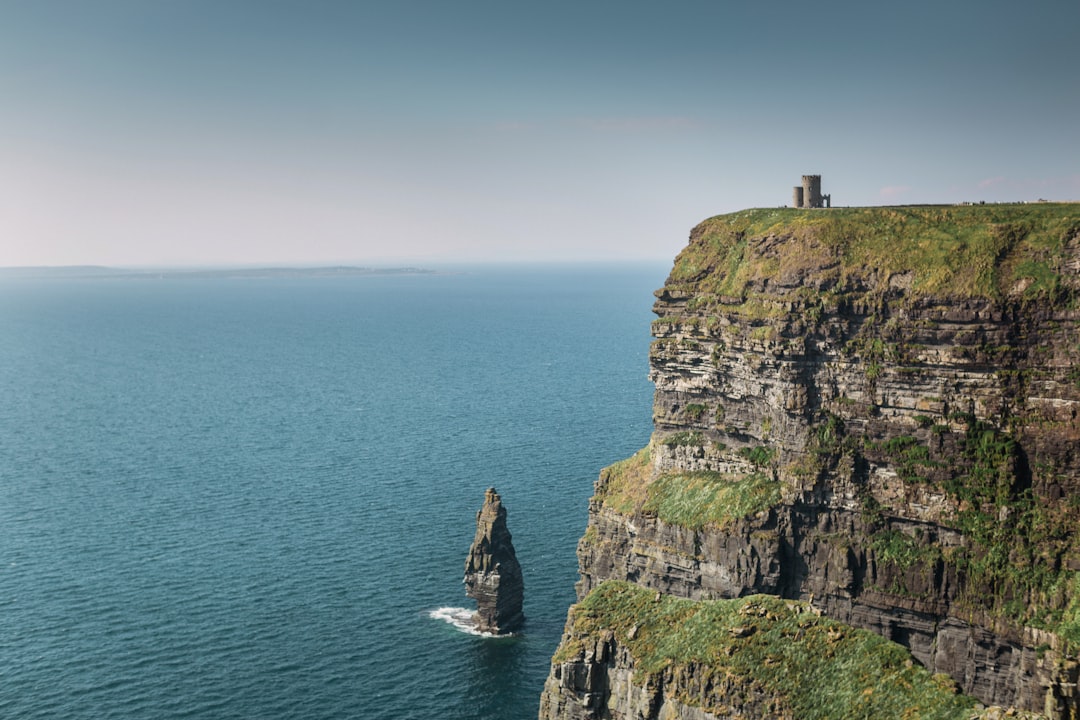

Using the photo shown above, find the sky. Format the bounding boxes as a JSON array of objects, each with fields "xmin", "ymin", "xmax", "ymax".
[{"xmin": 1, "ymin": 0, "xmax": 1078, "ymax": 267}]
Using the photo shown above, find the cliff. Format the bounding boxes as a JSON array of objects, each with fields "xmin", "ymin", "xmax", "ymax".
[
  {"xmin": 542, "ymin": 204, "xmax": 1080, "ymax": 719},
  {"xmin": 465, "ymin": 487, "xmax": 525, "ymax": 634}
]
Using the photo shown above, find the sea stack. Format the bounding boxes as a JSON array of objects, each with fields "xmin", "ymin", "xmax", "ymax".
[{"xmin": 463, "ymin": 487, "xmax": 524, "ymax": 634}]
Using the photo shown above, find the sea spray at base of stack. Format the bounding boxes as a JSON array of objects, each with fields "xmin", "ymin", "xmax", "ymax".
[{"xmin": 428, "ymin": 607, "xmax": 504, "ymax": 638}]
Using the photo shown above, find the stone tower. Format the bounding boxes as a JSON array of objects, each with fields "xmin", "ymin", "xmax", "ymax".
[
  {"xmin": 803, "ymin": 175, "xmax": 822, "ymax": 208},
  {"xmin": 792, "ymin": 175, "xmax": 831, "ymax": 208}
]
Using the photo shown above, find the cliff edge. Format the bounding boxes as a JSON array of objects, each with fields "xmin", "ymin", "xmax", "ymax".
[{"xmin": 542, "ymin": 204, "xmax": 1080, "ymax": 719}]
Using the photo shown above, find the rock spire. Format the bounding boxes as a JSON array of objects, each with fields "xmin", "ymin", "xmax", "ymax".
[{"xmin": 464, "ymin": 487, "xmax": 524, "ymax": 634}]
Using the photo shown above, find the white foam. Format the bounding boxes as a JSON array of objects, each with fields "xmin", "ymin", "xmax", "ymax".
[{"xmin": 428, "ymin": 607, "xmax": 499, "ymax": 638}]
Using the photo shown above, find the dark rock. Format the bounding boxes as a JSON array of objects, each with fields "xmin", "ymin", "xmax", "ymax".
[{"xmin": 464, "ymin": 487, "xmax": 524, "ymax": 634}]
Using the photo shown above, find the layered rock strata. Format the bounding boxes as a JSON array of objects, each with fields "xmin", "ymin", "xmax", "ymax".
[
  {"xmin": 465, "ymin": 487, "xmax": 525, "ymax": 634},
  {"xmin": 543, "ymin": 205, "xmax": 1080, "ymax": 718}
]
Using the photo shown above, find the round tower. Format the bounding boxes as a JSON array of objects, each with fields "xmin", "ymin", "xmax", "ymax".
[
  {"xmin": 793, "ymin": 186, "xmax": 804, "ymax": 208},
  {"xmin": 802, "ymin": 175, "xmax": 822, "ymax": 208}
]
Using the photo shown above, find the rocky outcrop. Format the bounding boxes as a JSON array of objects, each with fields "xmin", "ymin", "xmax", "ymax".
[
  {"xmin": 538, "ymin": 631, "xmax": 726, "ymax": 720},
  {"xmin": 464, "ymin": 487, "xmax": 524, "ymax": 634},
  {"xmin": 539, "ymin": 581, "xmax": 1026, "ymax": 720},
  {"xmin": 543, "ymin": 205, "xmax": 1080, "ymax": 718}
]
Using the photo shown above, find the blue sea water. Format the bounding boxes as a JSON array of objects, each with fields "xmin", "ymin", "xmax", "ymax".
[{"xmin": 0, "ymin": 264, "xmax": 665, "ymax": 720}]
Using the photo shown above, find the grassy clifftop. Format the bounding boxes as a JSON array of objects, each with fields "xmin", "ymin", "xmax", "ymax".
[
  {"xmin": 557, "ymin": 581, "xmax": 984, "ymax": 720},
  {"xmin": 669, "ymin": 203, "xmax": 1080, "ymax": 301}
]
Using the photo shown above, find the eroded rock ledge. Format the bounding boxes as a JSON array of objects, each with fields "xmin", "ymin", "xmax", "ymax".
[
  {"xmin": 540, "ymin": 581, "xmax": 1002, "ymax": 720},
  {"xmin": 543, "ymin": 205, "xmax": 1080, "ymax": 718}
]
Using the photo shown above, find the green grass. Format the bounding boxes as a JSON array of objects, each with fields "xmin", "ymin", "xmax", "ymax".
[
  {"xmin": 659, "ymin": 431, "xmax": 704, "ymax": 447},
  {"xmin": 669, "ymin": 204, "xmax": 1080, "ymax": 304},
  {"xmin": 556, "ymin": 581, "xmax": 977, "ymax": 720},
  {"xmin": 683, "ymin": 403, "xmax": 707, "ymax": 421},
  {"xmin": 594, "ymin": 447, "xmax": 653, "ymax": 515},
  {"xmin": 737, "ymin": 444, "xmax": 777, "ymax": 467},
  {"xmin": 1057, "ymin": 573, "xmax": 1080, "ymax": 645},
  {"xmin": 872, "ymin": 530, "xmax": 942, "ymax": 571},
  {"xmin": 865, "ymin": 435, "xmax": 941, "ymax": 484},
  {"xmin": 644, "ymin": 471, "xmax": 779, "ymax": 530},
  {"xmin": 594, "ymin": 446, "xmax": 780, "ymax": 531}
]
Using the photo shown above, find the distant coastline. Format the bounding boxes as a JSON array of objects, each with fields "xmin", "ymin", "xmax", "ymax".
[{"xmin": 0, "ymin": 265, "xmax": 434, "ymax": 280}]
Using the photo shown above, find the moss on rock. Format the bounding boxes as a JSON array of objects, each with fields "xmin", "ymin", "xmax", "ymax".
[{"xmin": 558, "ymin": 581, "xmax": 980, "ymax": 719}]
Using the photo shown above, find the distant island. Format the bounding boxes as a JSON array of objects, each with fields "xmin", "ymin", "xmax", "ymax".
[{"xmin": 0, "ymin": 266, "xmax": 434, "ymax": 280}]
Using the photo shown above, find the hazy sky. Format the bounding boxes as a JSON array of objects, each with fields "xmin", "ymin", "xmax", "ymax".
[{"xmin": 2, "ymin": 0, "xmax": 1077, "ymax": 266}]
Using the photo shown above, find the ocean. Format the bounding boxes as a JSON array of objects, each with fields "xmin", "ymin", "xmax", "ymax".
[{"xmin": 0, "ymin": 264, "xmax": 665, "ymax": 720}]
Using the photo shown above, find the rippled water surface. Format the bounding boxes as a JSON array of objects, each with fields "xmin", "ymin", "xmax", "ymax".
[{"xmin": 0, "ymin": 265, "xmax": 663, "ymax": 719}]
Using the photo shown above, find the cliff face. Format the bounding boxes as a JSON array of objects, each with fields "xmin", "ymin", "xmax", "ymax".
[{"xmin": 543, "ymin": 205, "xmax": 1080, "ymax": 719}]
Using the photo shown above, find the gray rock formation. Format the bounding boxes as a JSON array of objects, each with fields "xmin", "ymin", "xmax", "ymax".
[
  {"xmin": 541, "ymin": 206, "xmax": 1080, "ymax": 718},
  {"xmin": 464, "ymin": 487, "xmax": 524, "ymax": 634},
  {"xmin": 539, "ymin": 630, "xmax": 726, "ymax": 720}
]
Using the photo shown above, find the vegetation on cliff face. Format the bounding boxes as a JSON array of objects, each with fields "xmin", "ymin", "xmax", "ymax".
[
  {"xmin": 594, "ymin": 447, "xmax": 653, "ymax": 515},
  {"xmin": 943, "ymin": 417, "xmax": 1078, "ymax": 631},
  {"xmin": 557, "ymin": 581, "xmax": 977, "ymax": 720},
  {"xmin": 644, "ymin": 470, "xmax": 778, "ymax": 531},
  {"xmin": 594, "ymin": 444, "xmax": 779, "ymax": 531},
  {"xmin": 812, "ymin": 406, "xmax": 1080, "ymax": 638},
  {"xmin": 670, "ymin": 203, "xmax": 1079, "ymax": 303}
]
